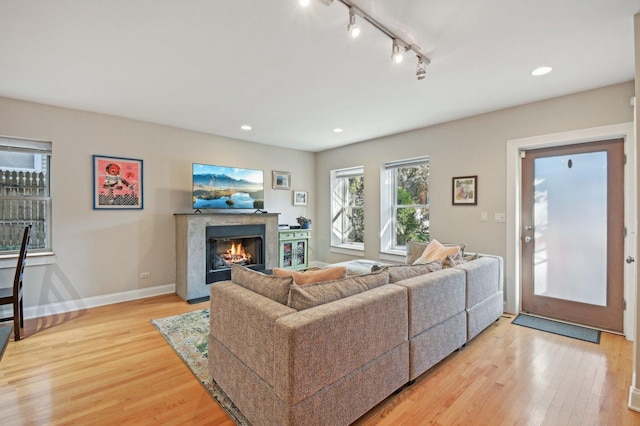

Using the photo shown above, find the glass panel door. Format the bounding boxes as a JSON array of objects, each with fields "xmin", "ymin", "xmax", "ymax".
[
  {"xmin": 533, "ymin": 152, "xmax": 607, "ymax": 306},
  {"xmin": 521, "ymin": 139, "xmax": 624, "ymax": 332}
]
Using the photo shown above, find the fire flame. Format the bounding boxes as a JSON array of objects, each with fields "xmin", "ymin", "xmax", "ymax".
[{"xmin": 222, "ymin": 242, "xmax": 252, "ymax": 265}]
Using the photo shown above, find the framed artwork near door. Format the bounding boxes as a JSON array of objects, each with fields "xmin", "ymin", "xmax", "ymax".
[{"xmin": 452, "ymin": 175, "xmax": 477, "ymax": 205}]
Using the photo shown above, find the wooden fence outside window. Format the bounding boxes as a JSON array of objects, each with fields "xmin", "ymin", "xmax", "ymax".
[{"xmin": 0, "ymin": 169, "xmax": 49, "ymax": 252}]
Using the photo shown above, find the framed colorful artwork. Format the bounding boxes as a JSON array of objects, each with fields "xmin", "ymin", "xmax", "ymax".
[
  {"xmin": 452, "ymin": 175, "xmax": 477, "ymax": 205},
  {"xmin": 93, "ymin": 155, "xmax": 143, "ymax": 209}
]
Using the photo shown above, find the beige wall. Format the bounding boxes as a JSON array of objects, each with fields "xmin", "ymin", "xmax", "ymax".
[
  {"xmin": 0, "ymin": 81, "xmax": 634, "ymax": 315},
  {"xmin": 315, "ymin": 81, "xmax": 634, "ymax": 278},
  {"xmin": 0, "ymin": 96, "xmax": 315, "ymax": 312}
]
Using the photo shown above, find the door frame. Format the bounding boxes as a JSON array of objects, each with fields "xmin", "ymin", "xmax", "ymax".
[{"xmin": 506, "ymin": 122, "xmax": 636, "ymax": 339}]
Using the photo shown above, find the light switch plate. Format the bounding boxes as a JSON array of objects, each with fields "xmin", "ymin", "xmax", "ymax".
[{"xmin": 494, "ymin": 213, "xmax": 506, "ymax": 223}]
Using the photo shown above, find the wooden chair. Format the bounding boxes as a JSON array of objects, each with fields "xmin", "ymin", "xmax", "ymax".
[{"xmin": 0, "ymin": 225, "xmax": 31, "ymax": 341}]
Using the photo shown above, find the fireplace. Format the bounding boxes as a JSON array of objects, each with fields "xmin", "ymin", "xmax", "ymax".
[
  {"xmin": 206, "ymin": 224, "xmax": 266, "ymax": 283},
  {"xmin": 175, "ymin": 212, "xmax": 279, "ymax": 302}
]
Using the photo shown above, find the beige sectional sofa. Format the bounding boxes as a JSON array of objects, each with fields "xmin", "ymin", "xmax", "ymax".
[{"xmin": 208, "ymin": 243, "xmax": 503, "ymax": 425}]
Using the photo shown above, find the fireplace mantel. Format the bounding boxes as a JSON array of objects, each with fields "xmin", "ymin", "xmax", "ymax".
[{"xmin": 175, "ymin": 212, "xmax": 280, "ymax": 302}]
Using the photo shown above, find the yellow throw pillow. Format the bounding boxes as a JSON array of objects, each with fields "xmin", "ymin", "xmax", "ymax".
[
  {"xmin": 413, "ymin": 239, "xmax": 461, "ymax": 264},
  {"xmin": 272, "ymin": 266, "xmax": 347, "ymax": 285}
]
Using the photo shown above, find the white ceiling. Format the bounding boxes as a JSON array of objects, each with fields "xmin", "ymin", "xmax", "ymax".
[{"xmin": 1, "ymin": 1, "xmax": 639, "ymax": 152}]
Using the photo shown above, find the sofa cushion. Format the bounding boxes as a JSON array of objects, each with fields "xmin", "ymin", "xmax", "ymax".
[
  {"xmin": 272, "ymin": 266, "xmax": 347, "ymax": 285},
  {"xmin": 231, "ymin": 264, "xmax": 293, "ymax": 305},
  {"xmin": 413, "ymin": 239, "xmax": 461, "ymax": 264},
  {"xmin": 372, "ymin": 262, "xmax": 441, "ymax": 283},
  {"xmin": 287, "ymin": 267, "xmax": 390, "ymax": 311},
  {"xmin": 406, "ymin": 240, "xmax": 465, "ymax": 264}
]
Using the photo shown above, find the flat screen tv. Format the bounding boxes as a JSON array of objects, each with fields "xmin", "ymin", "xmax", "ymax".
[{"xmin": 192, "ymin": 163, "xmax": 264, "ymax": 210}]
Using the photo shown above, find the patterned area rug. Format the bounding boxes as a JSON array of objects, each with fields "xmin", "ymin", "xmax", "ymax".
[{"xmin": 151, "ymin": 309, "xmax": 249, "ymax": 425}]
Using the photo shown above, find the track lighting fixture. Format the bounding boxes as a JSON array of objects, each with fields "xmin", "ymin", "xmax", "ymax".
[
  {"xmin": 391, "ymin": 39, "xmax": 405, "ymax": 64},
  {"xmin": 307, "ymin": 0, "xmax": 431, "ymax": 80},
  {"xmin": 347, "ymin": 7, "xmax": 360, "ymax": 38},
  {"xmin": 416, "ymin": 56, "xmax": 426, "ymax": 80}
]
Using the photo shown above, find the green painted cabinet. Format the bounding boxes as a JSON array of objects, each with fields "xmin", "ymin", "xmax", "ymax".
[{"xmin": 278, "ymin": 229, "xmax": 310, "ymax": 270}]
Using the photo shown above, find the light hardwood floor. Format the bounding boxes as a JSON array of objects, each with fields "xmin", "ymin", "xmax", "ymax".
[{"xmin": 1, "ymin": 294, "xmax": 639, "ymax": 425}]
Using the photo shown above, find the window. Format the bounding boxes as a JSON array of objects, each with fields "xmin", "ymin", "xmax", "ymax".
[
  {"xmin": 331, "ymin": 166, "xmax": 364, "ymax": 249},
  {"xmin": 381, "ymin": 157, "xmax": 429, "ymax": 254},
  {"xmin": 0, "ymin": 137, "xmax": 52, "ymax": 254}
]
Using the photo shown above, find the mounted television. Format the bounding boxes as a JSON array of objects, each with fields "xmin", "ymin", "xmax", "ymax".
[{"xmin": 192, "ymin": 163, "xmax": 264, "ymax": 210}]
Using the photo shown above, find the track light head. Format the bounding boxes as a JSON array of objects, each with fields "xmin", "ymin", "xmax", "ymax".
[
  {"xmin": 391, "ymin": 39, "xmax": 404, "ymax": 63},
  {"xmin": 416, "ymin": 56, "xmax": 426, "ymax": 80},
  {"xmin": 309, "ymin": 0, "xmax": 431, "ymax": 81},
  {"xmin": 347, "ymin": 8, "xmax": 360, "ymax": 38}
]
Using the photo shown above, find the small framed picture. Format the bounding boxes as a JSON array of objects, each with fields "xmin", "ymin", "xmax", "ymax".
[
  {"xmin": 293, "ymin": 191, "xmax": 308, "ymax": 206},
  {"xmin": 93, "ymin": 155, "xmax": 143, "ymax": 210},
  {"xmin": 272, "ymin": 171, "xmax": 291, "ymax": 189},
  {"xmin": 452, "ymin": 175, "xmax": 477, "ymax": 206}
]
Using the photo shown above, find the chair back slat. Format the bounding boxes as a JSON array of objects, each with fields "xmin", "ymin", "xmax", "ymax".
[{"xmin": 13, "ymin": 225, "xmax": 30, "ymax": 299}]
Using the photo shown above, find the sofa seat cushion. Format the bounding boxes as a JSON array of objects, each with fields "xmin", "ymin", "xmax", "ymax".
[
  {"xmin": 231, "ymin": 264, "xmax": 293, "ymax": 305},
  {"xmin": 287, "ymin": 267, "xmax": 389, "ymax": 311},
  {"xmin": 272, "ymin": 266, "xmax": 347, "ymax": 285}
]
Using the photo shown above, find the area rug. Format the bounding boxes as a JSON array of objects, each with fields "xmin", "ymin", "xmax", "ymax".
[
  {"xmin": 151, "ymin": 309, "xmax": 249, "ymax": 425},
  {"xmin": 512, "ymin": 313, "xmax": 600, "ymax": 344}
]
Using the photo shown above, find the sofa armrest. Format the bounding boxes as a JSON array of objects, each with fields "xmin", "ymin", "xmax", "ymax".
[
  {"xmin": 273, "ymin": 284, "xmax": 408, "ymax": 405},
  {"xmin": 455, "ymin": 256, "xmax": 501, "ymax": 308},
  {"xmin": 210, "ymin": 281, "xmax": 296, "ymax": 386},
  {"xmin": 393, "ymin": 268, "xmax": 465, "ymax": 338}
]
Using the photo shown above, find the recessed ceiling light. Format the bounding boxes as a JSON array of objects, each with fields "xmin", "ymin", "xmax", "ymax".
[
  {"xmin": 333, "ymin": 128, "xmax": 344, "ymax": 133},
  {"xmin": 299, "ymin": 0, "xmax": 311, "ymax": 6},
  {"xmin": 531, "ymin": 66, "xmax": 553, "ymax": 76},
  {"xmin": 241, "ymin": 125, "xmax": 252, "ymax": 131}
]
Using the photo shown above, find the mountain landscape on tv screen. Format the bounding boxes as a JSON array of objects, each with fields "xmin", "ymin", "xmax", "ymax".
[{"xmin": 193, "ymin": 173, "xmax": 264, "ymax": 209}]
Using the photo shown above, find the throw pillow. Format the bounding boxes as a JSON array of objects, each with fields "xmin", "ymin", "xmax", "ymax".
[
  {"xmin": 287, "ymin": 267, "xmax": 390, "ymax": 311},
  {"xmin": 272, "ymin": 266, "xmax": 347, "ymax": 285},
  {"xmin": 464, "ymin": 253, "xmax": 479, "ymax": 261},
  {"xmin": 443, "ymin": 255, "xmax": 464, "ymax": 268},
  {"xmin": 374, "ymin": 261, "xmax": 442, "ymax": 283},
  {"xmin": 230, "ymin": 264, "xmax": 293, "ymax": 305},
  {"xmin": 413, "ymin": 239, "xmax": 461, "ymax": 265}
]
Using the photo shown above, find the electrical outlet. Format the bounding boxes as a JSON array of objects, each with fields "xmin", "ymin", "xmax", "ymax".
[
  {"xmin": 140, "ymin": 272, "xmax": 151, "ymax": 279},
  {"xmin": 494, "ymin": 213, "xmax": 506, "ymax": 223},
  {"xmin": 481, "ymin": 212, "xmax": 488, "ymax": 222}
]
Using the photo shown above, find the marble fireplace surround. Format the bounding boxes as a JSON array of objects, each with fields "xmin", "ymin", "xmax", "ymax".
[{"xmin": 175, "ymin": 212, "xmax": 280, "ymax": 302}]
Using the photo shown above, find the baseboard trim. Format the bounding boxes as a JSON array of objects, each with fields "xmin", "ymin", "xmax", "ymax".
[
  {"xmin": 0, "ymin": 284, "xmax": 176, "ymax": 320},
  {"xmin": 629, "ymin": 373, "xmax": 640, "ymax": 412}
]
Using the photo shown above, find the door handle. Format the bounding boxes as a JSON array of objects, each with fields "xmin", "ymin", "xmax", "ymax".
[{"xmin": 626, "ymin": 256, "xmax": 635, "ymax": 264}]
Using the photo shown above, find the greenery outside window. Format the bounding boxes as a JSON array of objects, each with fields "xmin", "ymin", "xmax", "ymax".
[
  {"xmin": 331, "ymin": 166, "xmax": 364, "ymax": 250},
  {"xmin": 0, "ymin": 137, "xmax": 52, "ymax": 254},
  {"xmin": 381, "ymin": 157, "xmax": 429, "ymax": 254}
]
